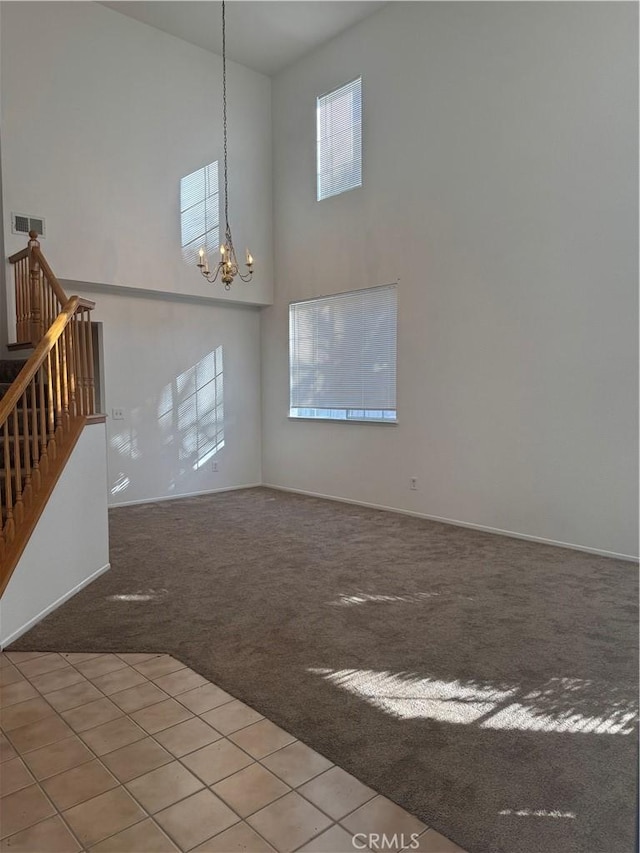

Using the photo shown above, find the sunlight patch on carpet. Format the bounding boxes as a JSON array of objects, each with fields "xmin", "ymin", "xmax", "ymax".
[{"xmin": 309, "ymin": 668, "xmax": 638, "ymax": 734}]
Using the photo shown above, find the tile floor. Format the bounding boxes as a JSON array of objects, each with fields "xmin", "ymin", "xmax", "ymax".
[{"xmin": 0, "ymin": 651, "xmax": 466, "ymax": 853}]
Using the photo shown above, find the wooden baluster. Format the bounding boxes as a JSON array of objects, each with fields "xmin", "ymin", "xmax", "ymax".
[
  {"xmin": 30, "ymin": 376, "xmax": 41, "ymax": 491},
  {"xmin": 20, "ymin": 391, "xmax": 32, "ymax": 507},
  {"xmin": 15, "ymin": 259, "xmax": 22, "ymax": 341},
  {"xmin": 66, "ymin": 320, "xmax": 78, "ymax": 418},
  {"xmin": 12, "ymin": 409, "xmax": 24, "ymax": 525},
  {"xmin": 2, "ymin": 421, "xmax": 14, "ymax": 544},
  {"xmin": 77, "ymin": 309, "xmax": 88, "ymax": 415},
  {"xmin": 53, "ymin": 339, "xmax": 63, "ymax": 442},
  {"xmin": 28, "ymin": 231, "xmax": 44, "ymax": 345},
  {"xmin": 46, "ymin": 351, "xmax": 57, "ymax": 460},
  {"xmin": 20, "ymin": 258, "xmax": 27, "ymax": 340},
  {"xmin": 60, "ymin": 323, "xmax": 71, "ymax": 430},
  {"xmin": 85, "ymin": 309, "xmax": 96, "ymax": 415},
  {"xmin": 38, "ymin": 364, "xmax": 49, "ymax": 475}
]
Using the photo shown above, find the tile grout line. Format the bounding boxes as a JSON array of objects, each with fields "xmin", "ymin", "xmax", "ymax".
[{"xmin": 3, "ymin": 652, "xmax": 436, "ymax": 853}]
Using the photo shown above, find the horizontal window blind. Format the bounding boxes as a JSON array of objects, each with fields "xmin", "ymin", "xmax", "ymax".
[
  {"xmin": 317, "ymin": 77, "xmax": 362, "ymax": 201},
  {"xmin": 289, "ymin": 285, "xmax": 397, "ymax": 420},
  {"xmin": 180, "ymin": 162, "xmax": 219, "ymax": 265}
]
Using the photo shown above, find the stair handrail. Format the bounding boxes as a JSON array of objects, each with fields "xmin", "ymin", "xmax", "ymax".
[
  {"xmin": 0, "ymin": 296, "xmax": 94, "ymax": 425},
  {"xmin": 1, "ymin": 291, "xmax": 97, "ymax": 590}
]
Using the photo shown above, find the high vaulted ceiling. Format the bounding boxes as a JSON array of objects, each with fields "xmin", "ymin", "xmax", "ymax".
[{"xmin": 100, "ymin": 2, "xmax": 386, "ymax": 76}]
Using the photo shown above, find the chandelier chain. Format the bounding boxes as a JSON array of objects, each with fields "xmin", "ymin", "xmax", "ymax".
[
  {"xmin": 197, "ymin": 0, "xmax": 253, "ymax": 287},
  {"xmin": 222, "ymin": 0, "xmax": 229, "ymax": 232}
]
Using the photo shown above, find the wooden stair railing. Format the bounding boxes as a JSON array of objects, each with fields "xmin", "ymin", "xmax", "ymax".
[
  {"xmin": 1, "ymin": 234, "xmax": 97, "ymax": 594},
  {"xmin": 9, "ymin": 230, "xmax": 69, "ymax": 348}
]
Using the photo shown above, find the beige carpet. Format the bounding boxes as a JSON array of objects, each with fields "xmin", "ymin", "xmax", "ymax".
[{"xmin": 9, "ymin": 487, "xmax": 639, "ymax": 853}]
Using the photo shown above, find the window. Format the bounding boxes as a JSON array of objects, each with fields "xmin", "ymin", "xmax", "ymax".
[
  {"xmin": 180, "ymin": 162, "xmax": 219, "ymax": 265},
  {"xmin": 289, "ymin": 285, "xmax": 397, "ymax": 423},
  {"xmin": 317, "ymin": 77, "xmax": 362, "ymax": 201}
]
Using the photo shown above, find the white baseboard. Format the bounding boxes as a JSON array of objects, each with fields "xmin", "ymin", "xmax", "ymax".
[
  {"xmin": 109, "ymin": 483, "xmax": 262, "ymax": 509},
  {"xmin": 263, "ymin": 484, "xmax": 639, "ymax": 563},
  {"xmin": 0, "ymin": 563, "xmax": 111, "ymax": 649}
]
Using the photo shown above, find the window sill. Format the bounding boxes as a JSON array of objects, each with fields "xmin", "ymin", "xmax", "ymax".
[{"xmin": 288, "ymin": 417, "xmax": 397, "ymax": 426}]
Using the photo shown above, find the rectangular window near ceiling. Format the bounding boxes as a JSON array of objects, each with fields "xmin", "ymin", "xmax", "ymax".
[
  {"xmin": 180, "ymin": 162, "xmax": 219, "ymax": 265},
  {"xmin": 289, "ymin": 284, "xmax": 397, "ymax": 423},
  {"xmin": 317, "ymin": 77, "xmax": 362, "ymax": 201}
]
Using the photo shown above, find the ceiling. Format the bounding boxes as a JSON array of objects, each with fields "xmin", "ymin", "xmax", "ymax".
[{"xmin": 100, "ymin": 2, "xmax": 386, "ymax": 76}]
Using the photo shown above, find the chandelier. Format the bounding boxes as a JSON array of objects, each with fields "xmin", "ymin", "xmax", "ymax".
[{"xmin": 198, "ymin": 0, "xmax": 254, "ymax": 290}]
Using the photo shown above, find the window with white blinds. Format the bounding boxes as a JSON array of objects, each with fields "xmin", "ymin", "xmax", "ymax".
[
  {"xmin": 289, "ymin": 285, "xmax": 397, "ymax": 423},
  {"xmin": 180, "ymin": 162, "xmax": 219, "ymax": 265},
  {"xmin": 317, "ymin": 77, "xmax": 362, "ymax": 201}
]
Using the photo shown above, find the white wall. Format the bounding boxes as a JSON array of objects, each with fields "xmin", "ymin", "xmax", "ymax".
[
  {"xmin": 0, "ymin": 422, "xmax": 110, "ymax": 647},
  {"xmin": 0, "ymin": 1, "xmax": 265, "ymax": 507},
  {"xmin": 264, "ymin": 2, "xmax": 639, "ymax": 558},
  {"xmin": 70, "ymin": 283, "xmax": 262, "ymax": 507},
  {"xmin": 1, "ymin": 1, "xmax": 273, "ymax": 315}
]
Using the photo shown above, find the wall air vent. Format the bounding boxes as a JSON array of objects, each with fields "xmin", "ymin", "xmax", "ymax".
[{"xmin": 11, "ymin": 213, "xmax": 45, "ymax": 238}]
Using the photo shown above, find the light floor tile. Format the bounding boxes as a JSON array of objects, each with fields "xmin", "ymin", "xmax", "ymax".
[
  {"xmin": 75, "ymin": 655, "xmax": 129, "ymax": 680},
  {"xmin": 80, "ymin": 716, "xmax": 146, "ymax": 756},
  {"xmin": 176, "ymin": 683, "xmax": 233, "ymax": 715},
  {"xmin": 0, "ymin": 733, "xmax": 17, "ymax": 763},
  {"xmin": 298, "ymin": 824, "xmax": 362, "ymax": 853},
  {"xmin": 21, "ymin": 736, "xmax": 94, "ymax": 781},
  {"xmin": 15, "ymin": 654, "xmax": 68, "ymax": 679},
  {"xmin": 0, "ymin": 697, "xmax": 55, "ymax": 731},
  {"xmin": 201, "ymin": 700, "xmax": 263, "ymax": 735},
  {"xmin": 261, "ymin": 742, "xmax": 332, "ymax": 788},
  {"xmin": 341, "ymin": 797, "xmax": 426, "ymax": 850},
  {"xmin": 60, "ymin": 652, "xmax": 104, "ymax": 665},
  {"xmin": 42, "ymin": 759, "xmax": 119, "ymax": 810},
  {"xmin": 0, "ymin": 681, "xmax": 38, "ymax": 708},
  {"xmin": 181, "ymin": 739, "xmax": 255, "ymax": 785},
  {"xmin": 247, "ymin": 791, "xmax": 332, "ymax": 853},
  {"xmin": 213, "ymin": 763, "xmax": 290, "ymax": 818},
  {"xmin": 229, "ymin": 720, "xmax": 296, "ymax": 759},
  {"xmin": 0, "ymin": 667, "xmax": 24, "ymax": 687},
  {"xmin": 100, "ymin": 737, "xmax": 173, "ymax": 783},
  {"xmin": 115, "ymin": 653, "xmax": 160, "ymax": 665},
  {"xmin": 130, "ymin": 698, "xmax": 193, "ymax": 734},
  {"xmin": 0, "ymin": 784, "xmax": 56, "ymax": 839},
  {"xmin": 63, "ymin": 787, "xmax": 146, "ymax": 847},
  {"xmin": 0, "ymin": 814, "xmax": 81, "ymax": 852},
  {"xmin": 29, "ymin": 667, "xmax": 86, "ymax": 695},
  {"xmin": 5, "ymin": 652, "xmax": 48, "ymax": 664},
  {"xmin": 91, "ymin": 666, "xmax": 147, "ymax": 696},
  {"xmin": 0, "ymin": 757, "xmax": 34, "ymax": 797},
  {"xmin": 7, "ymin": 715, "xmax": 74, "ymax": 754},
  {"xmin": 126, "ymin": 760, "xmax": 204, "ymax": 813},
  {"xmin": 134, "ymin": 656, "xmax": 186, "ymax": 680},
  {"xmin": 192, "ymin": 821, "xmax": 277, "ymax": 852},
  {"xmin": 154, "ymin": 716, "xmax": 221, "ymax": 757},
  {"xmin": 89, "ymin": 817, "xmax": 180, "ymax": 852},
  {"xmin": 155, "ymin": 789, "xmax": 239, "ymax": 851},
  {"xmin": 45, "ymin": 681, "xmax": 103, "ymax": 713},
  {"xmin": 298, "ymin": 767, "xmax": 376, "ymax": 820},
  {"xmin": 61, "ymin": 698, "xmax": 123, "ymax": 733},
  {"xmin": 110, "ymin": 681, "xmax": 169, "ymax": 714},
  {"xmin": 152, "ymin": 667, "xmax": 208, "ymax": 696}
]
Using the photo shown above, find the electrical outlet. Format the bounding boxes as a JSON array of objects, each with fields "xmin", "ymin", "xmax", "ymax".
[
  {"xmin": 410, "ymin": 477, "xmax": 418, "ymax": 490},
  {"xmin": 211, "ymin": 461, "xmax": 218, "ymax": 472},
  {"xmin": 112, "ymin": 408, "xmax": 124, "ymax": 421}
]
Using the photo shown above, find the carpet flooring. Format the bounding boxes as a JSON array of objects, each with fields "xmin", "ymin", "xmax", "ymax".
[{"xmin": 8, "ymin": 488, "xmax": 638, "ymax": 853}]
